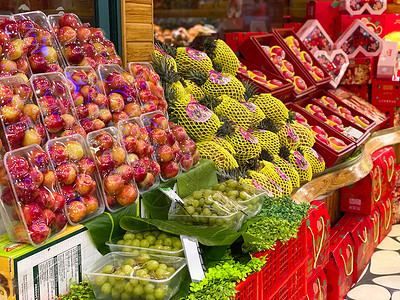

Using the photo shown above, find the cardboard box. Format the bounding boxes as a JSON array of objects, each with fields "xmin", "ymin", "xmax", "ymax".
[
  {"xmin": 330, "ymin": 213, "xmax": 356, "ymax": 235},
  {"xmin": 340, "ymin": 57, "xmax": 374, "ymax": 85},
  {"xmin": 373, "ymin": 105, "xmax": 394, "ymax": 128},
  {"xmin": 339, "ymin": 0, "xmax": 387, "ymax": 15},
  {"xmin": 0, "ymin": 226, "xmax": 102, "ymax": 300},
  {"xmin": 371, "ymin": 79, "xmax": 400, "ymax": 106},
  {"xmin": 305, "ymin": 1, "xmax": 340, "ymax": 39},
  {"xmin": 307, "ymin": 269, "xmax": 327, "ymax": 300},
  {"xmin": 376, "ymin": 41, "xmax": 399, "ymax": 80},
  {"xmin": 306, "ymin": 201, "xmax": 330, "ymax": 281},
  {"xmin": 377, "ymin": 196, "xmax": 393, "ymax": 243}
]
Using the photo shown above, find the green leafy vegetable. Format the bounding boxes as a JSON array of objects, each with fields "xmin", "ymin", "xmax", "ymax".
[{"xmin": 56, "ymin": 280, "xmax": 94, "ymax": 300}]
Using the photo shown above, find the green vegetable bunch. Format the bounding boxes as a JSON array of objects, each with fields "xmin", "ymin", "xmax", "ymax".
[{"xmin": 56, "ymin": 280, "xmax": 94, "ymax": 300}]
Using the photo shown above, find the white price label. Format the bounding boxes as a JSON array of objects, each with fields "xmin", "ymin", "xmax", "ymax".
[
  {"xmin": 344, "ymin": 126, "xmax": 363, "ymax": 139},
  {"xmin": 159, "ymin": 187, "xmax": 185, "ymax": 205},
  {"xmin": 180, "ymin": 236, "xmax": 206, "ymax": 282}
]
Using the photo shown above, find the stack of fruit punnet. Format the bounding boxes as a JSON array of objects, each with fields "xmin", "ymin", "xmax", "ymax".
[
  {"xmin": 45, "ymin": 134, "xmax": 105, "ymax": 224},
  {"xmin": 237, "ymin": 62, "xmax": 284, "ymax": 91},
  {"xmin": 0, "ymin": 75, "xmax": 47, "ymax": 151},
  {"xmin": 0, "ymin": 15, "xmax": 31, "ymax": 80},
  {"xmin": 31, "ymin": 71, "xmax": 86, "ymax": 139},
  {"xmin": 48, "ymin": 13, "xmax": 122, "ymax": 68},
  {"xmin": 65, "ymin": 66, "xmax": 113, "ymax": 133},
  {"xmin": 85, "ymin": 252, "xmax": 187, "ymax": 300},
  {"xmin": 13, "ymin": 11, "xmax": 65, "ymax": 74},
  {"xmin": 87, "ymin": 127, "xmax": 139, "ymax": 212},
  {"xmin": 0, "ymin": 145, "xmax": 68, "ymax": 246},
  {"xmin": 106, "ymin": 230, "xmax": 184, "ymax": 257}
]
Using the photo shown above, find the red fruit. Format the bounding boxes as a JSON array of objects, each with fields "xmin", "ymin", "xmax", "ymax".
[
  {"xmin": 43, "ymin": 171, "xmax": 58, "ymax": 190},
  {"xmin": 81, "ymin": 42, "xmax": 96, "ymax": 58},
  {"xmin": 116, "ymin": 164, "xmax": 134, "ymax": 184},
  {"xmin": 139, "ymin": 89, "xmax": 152, "ymax": 103},
  {"xmin": 93, "ymin": 54, "xmax": 107, "ymax": 65},
  {"xmin": 0, "ymin": 84, "xmax": 13, "ymax": 105},
  {"xmin": 59, "ymin": 14, "xmax": 80, "ymax": 29},
  {"xmin": 151, "ymin": 114, "xmax": 168, "ymax": 130},
  {"xmin": 94, "ymin": 93, "xmax": 108, "ymax": 108},
  {"xmin": 68, "ymin": 200, "xmax": 87, "ymax": 223},
  {"xmin": 160, "ymin": 161, "xmax": 179, "ymax": 179},
  {"xmin": 34, "ymin": 188, "xmax": 53, "ymax": 209},
  {"xmin": 16, "ymin": 58, "xmax": 29, "ymax": 74},
  {"xmin": 150, "ymin": 128, "xmax": 167, "ymax": 146},
  {"xmin": 139, "ymin": 128, "xmax": 149, "ymax": 141},
  {"xmin": 135, "ymin": 78, "xmax": 148, "ymax": 91},
  {"xmin": 90, "ymin": 28, "xmax": 104, "ymax": 42},
  {"xmin": 156, "ymin": 145, "xmax": 173, "ymax": 163},
  {"xmin": 112, "ymin": 111, "xmax": 128, "ymax": 123},
  {"xmin": 39, "ymin": 95, "xmax": 59, "ymax": 114},
  {"xmin": 6, "ymin": 155, "xmax": 29, "ymax": 181},
  {"xmin": 15, "ymin": 180, "xmax": 39, "ymax": 204},
  {"xmin": 29, "ymin": 222, "xmax": 50, "ymax": 244},
  {"xmin": 44, "ymin": 112, "xmax": 66, "ymax": 133},
  {"xmin": 21, "ymin": 203, "xmax": 42, "ymax": 225},
  {"xmin": 134, "ymin": 139, "xmax": 148, "ymax": 156},
  {"xmin": 2, "ymin": 187, "xmax": 15, "ymax": 206},
  {"xmin": 133, "ymin": 166, "xmax": 147, "ymax": 183},
  {"xmin": 116, "ymin": 184, "xmax": 137, "ymax": 206},
  {"xmin": 53, "ymin": 212, "xmax": 68, "ymax": 231},
  {"xmin": 42, "ymin": 209, "xmax": 56, "ymax": 227},
  {"xmin": 123, "ymin": 136, "xmax": 137, "ymax": 153},
  {"xmin": 179, "ymin": 139, "xmax": 197, "ymax": 155},
  {"xmin": 33, "ymin": 77, "xmax": 51, "ymax": 97},
  {"xmin": 172, "ymin": 144, "xmax": 183, "ymax": 163},
  {"xmin": 79, "ymin": 157, "xmax": 96, "ymax": 175},
  {"xmin": 83, "ymin": 195, "xmax": 98, "ymax": 215},
  {"xmin": 137, "ymin": 173, "xmax": 155, "ymax": 190},
  {"xmin": 47, "ymin": 64, "xmax": 63, "ymax": 73},
  {"xmin": 56, "ymin": 164, "xmax": 77, "ymax": 185},
  {"xmin": 52, "ymin": 80, "xmax": 67, "ymax": 98},
  {"xmin": 106, "ymin": 195, "xmax": 116, "ymax": 207},
  {"xmin": 1, "ymin": 104, "xmax": 21, "ymax": 124},
  {"xmin": 87, "ymin": 103, "xmax": 100, "ymax": 120},
  {"xmin": 6, "ymin": 123, "xmax": 26, "ymax": 147},
  {"xmin": 0, "ymin": 19, "xmax": 18, "ymax": 38},
  {"xmin": 75, "ymin": 174, "xmax": 96, "ymax": 196},
  {"xmin": 130, "ymin": 63, "xmax": 143, "ymax": 77},
  {"xmin": 124, "ymin": 102, "xmax": 141, "ymax": 117},
  {"xmin": 99, "ymin": 109, "xmax": 112, "ymax": 124},
  {"xmin": 49, "ymin": 144, "xmax": 68, "ymax": 165},
  {"xmin": 29, "ymin": 54, "xmax": 48, "ymax": 73},
  {"xmin": 171, "ymin": 126, "xmax": 188, "ymax": 142},
  {"xmin": 0, "ymin": 29, "xmax": 10, "ymax": 45},
  {"xmin": 64, "ymin": 43, "xmax": 84, "ymax": 64},
  {"xmin": 76, "ymin": 105, "xmax": 89, "ymax": 119},
  {"xmin": 96, "ymin": 154, "xmax": 116, "ymax": 176},
  {"xmin": 108, "ymin": 93, "xmax": 125, "ymax": 112},
  {"xmin": 76, "ymin": 26, "xmax": 91, "ymax": 43},
  {"xmin": 93, "ymin": 132, "xmax": 114, "ymax": 152},
  {"xmin": 29, "ymin": 167, "xmax": 44, "ymax": 187},
  {"xmin": 61, "ymin": 185, "xmax": 77, "ymax": 202},
  {"xmin": 149, "ymin": 161, "xmax": 160, "ymax": 177},
  {"xmin": 105, "ymin": 72, "xmax": 126, "ymax": 91},
  {"xmin": 166, "ymin": 131, "xmax": 176, "ymax": 147},
  {"xmin": 104, "ymin": 174, "xmax": 124, "ymax": 195}
]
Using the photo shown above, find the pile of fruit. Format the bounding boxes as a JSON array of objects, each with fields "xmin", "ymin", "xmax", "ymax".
[{"xmin": 237, "ymin": 63, "xmax": 285, "ymax": 91}]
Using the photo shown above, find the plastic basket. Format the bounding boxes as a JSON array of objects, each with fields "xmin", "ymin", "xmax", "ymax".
[{"xmin": 235, "ymin": 272, "xmax": 260, "ymax": 300}]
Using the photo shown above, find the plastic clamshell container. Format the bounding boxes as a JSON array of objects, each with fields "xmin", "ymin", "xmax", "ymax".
[
  {"xmin": 237, "ymin": 58, "xmax": 294, "ymax": 103},
  {"xmin": 117, "ymin": 117, "xmax": 160, "ymax": 192},
  {"xmin": 106, "ymin": 235, "xmax": 184, "ymax": 257},
  {"xmin": 295, "ymin": 96, "xmax": 371, "ymax": 150},
  {"xmin": 237, "ymin": 190, "xmax": 266, "ymax": 219},
  {"xmin": 64, "ymin": 65, "xmax": 113, "ymax": 130},
  {"xmin": 0, "ymin": 75, "xmax": 47, "ymax": 151},
  {"xmin": 1, "ymin": 144, "xmax": 68, "ymax": 246},
  {"xmin": 126, "ymin": 62, "xmax": 168, "ymax": 114},
  {"xmin": 85, "ymin": 252, "xmax": 187, "ymax": 300},
  {"xmin": 272, "ymin": 28, "xmax": 332, "ymax": 87},
  {"xmin": 238, "ymin": 34, "xmax": 316, "ymax": 100},
  {"xmin": 140, "ymin": 111, "xmax": 182, "ymax": 182},
  {"xmin": 0, "ymin": 15, "xmax": 32, "ymax": 78},
  {"xmin": 30, "ymin": 71, "xmax": 81, "ymax": 139},
  {"xmin": 286, "ymin": 102, "xmax": 356, "ymax": 168},
  {"xmin": 86, "ymin": 126, "xmax": 139, "ymax": 212},
  {"xmin": 44, "ymin": 134, "xmax": 105, "ymax": 224},
  {"xmin": 13, "ymin": 11, "xmax": 65, "ymax": 72}
]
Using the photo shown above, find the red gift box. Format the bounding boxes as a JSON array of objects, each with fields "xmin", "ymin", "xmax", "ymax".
[
  {"xmin": 306, "ymin": 1, "xmax": 340, "ymax": 39},
  {"xmin": 307, "ymin": 269, "xmax": 328, "ymax": 300},
  {"xmin": 340, "ymin": 57, "xmax": 374, "ymax": 85},
  {"xmin": 373, "ymin": 105, "xmax": 394, "ymax": 128},
  {"xmin": 376, "ymin": 41, "xmax": 399, "ymax": 80},
  {"xmin": 377, "ymin": 195, "xmax": 393, "ymax": 243},
  {"xmin": 306, "ymin": 201, "xmax": 331, "ymax": 281},
  {"xmin": 372, "ymin": 147, "xmax": 396, "ymax": 194},
  {"xmin": 341, "ymin": 84, "xmax": 369, "ymax": 102},
  {"xmin": 371, "ymin": 79, "xmax": 400, "ymax": 107},
  {"xmin": 342, "ymin": 215, "xmax": 376, "ymax": 282},
  {"xmin": 331, "ymin": 213, "xmax": 356, "ymax": 235},
  {"xmin": 324, "ymin": 231, "xmax": 355, "ymax": 300}
]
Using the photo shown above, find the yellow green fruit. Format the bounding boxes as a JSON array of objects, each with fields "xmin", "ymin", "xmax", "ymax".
[{"xmin": 197, "ymin": 141, "xmax": 238, "ymax": 170}]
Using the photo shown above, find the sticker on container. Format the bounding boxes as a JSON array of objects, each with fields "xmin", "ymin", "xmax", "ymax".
[
  {"xmin": 241, "ymin": 102, "xmax": 257, "ymax": 113},
  {"xmin": 287, "ymin": 124, "xmax": 299, "ymax": 142},
  {"xmin": 209, "ymin": 70, "xmax": 231, "ymax": 85},
  {"xmin": 186, "ymin": 102, "xmax": 212, "ymax": 123},
  {"xmin": 155, "ymin": 45, "xmax": 174, "ymax": 59},
  {"xmin": 275, "ymin": 166, "xmax": 290, "ymax": 181},
  {"xmin": 344, "ymin": 126, "xmax": 363, "ymax": 139},
  {"xmin": 186, "ymin": 48, "xmax": 208, "ymax": 61},
  {"xmin": 293, "ymin": 151, "xmax": 309, "ymax": 170},
  {"xmin": 310, "ymin": 148, "xmax": 324, "ymax": 163},
  {"xmin": 239, "ymin": 128, "xmax": 258, "ymax": 144}
]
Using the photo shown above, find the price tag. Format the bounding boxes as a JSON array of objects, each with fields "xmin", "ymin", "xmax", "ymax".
[
  {"xmin": 159, "ymin": 187, "xmax": 185, "ymax": 205},
  {"xmin": 180, "ymin": 235, "xmax": 206, "ymax": 282},
  {"xmin": 344, "ymin": 126, "xmax": 363, "ymax": 139}
]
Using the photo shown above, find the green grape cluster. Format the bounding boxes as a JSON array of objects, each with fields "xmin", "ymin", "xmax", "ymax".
[
  {"xmin": 94, "ymin": 254, "xmax": 176, "ymax": 300},
  {"xmin": 211, "ymin": 179, "xmax": 263, "ymax": 216},
  {"xmin": 174, "ymin": 189, "xmax": 244, "ymax": 228},
  {"xmin": 116, "ymin": 231, "xmax": 183, "ymax": 254}
]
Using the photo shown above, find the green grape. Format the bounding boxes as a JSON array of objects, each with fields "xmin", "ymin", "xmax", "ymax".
[
  {"xmin": 120, "ymin": 291, "xmax": 131, "ymax": 300},
  {"xmin": 135, "ymin": 233, "xmax": 144, "ymax": 240},
  {"xmin": 227, "ymin": 180, "xmax": 238, "ymax": 189},
  {"xmin": 124, "ymin": 240, "xmax": 131, "ymax": 246},
  {"xmin": 125, "ymin": 281, "xmax": 134, "ymax": 293},
  {"xmin": 143, "ymin": 231, "xmax": 151, "ymax": 238},
  {"xmin": 102, "ymin": 265, "xmax": 114, "ymax": 274},
  {"xmin": 101, "ymin": 282, "xmax": 112, "ymax": 295},
  {"xmin": 192, "ymin": 199, "xmax": 199, "ymax": 207},
  {"xmin": 154, "ymin": 245, "xmax": 163, "ymax": 250},
  {"xmin": 95, "ymin": 275, "xmax": 107, "ymax": 286},
  {"xmin": 216, "ymin": 218, "xmax": 224, "ymax": 226},
  {"xmin": 129, "ymin": 278, "xmax": 139, "ymax": 287},
  {"xmin": 163, "ymin": 246, "xmax": 171, "ymax": 251},
  {"xmin": 193, "ymin": 190, "xmax": 203, "ymax": 199},
  {"xmin": 158, "ymin": 234, "xmax": 168, "ymax": 241},
  {"xmin": 122, "ymin": 246, "xmax": 132, "ymax": 253},
  {"xmin": 109, "ymin": 276, "xmax": 117, "ymax": 286},
  {"xmin": 152, "ymin": 230, "xmax": 160, "ymax": 236},
  {"xmin": 147, "ymin": 260, "xmax": 159, "ymax": 271},
  {"xmin": 203, "ymin": 207, "xmax": 211, "ymax": 216},
  {"xmin": 212, "ymin": 193, "xmax": 222, "ymax": 202},
  {"xmin": 167, "ymin": 267, "xmax": 175, "ymax": 275},
  {"xmin": 136, "ymin": 269, "xmax": 148, "ymax": 278},
  {"xmin": 144, "ymin": 283, "xmax": 155, "ymax": 294},
  {"xmin": 155, "ymin": 239, "xmax": 164, "ymax": 246},
  {"xmin": 117, "ymin": 239, "xmax": 125, "ymax": 245},
  {"xmin": 163, "ymin": 238, "xmax": 172, "ymax": 247},
  {"xmin": 158, "ymin": 264, "xmax": 168, "ymax": 271},
  {"xmin": 154, "ymin": 287, "xmax": 166, "ymax": 299},
  {"xmin": 111, "ymin": 288, "xmax": 120, "ymax": 299},
  {"xmin": 131, "ymin": 239, "xmax": 141, "ymax": 247},
  {"xmin": 137, "ymin": 254, "xmax": 151, "ymax": 264},
  {"xmin": 204, "ymin": 197, "xmax": 213, "ymax": 205},
  {"xmin": 140, "ymin": 240, "xmax": 150, "ymax": 248},
  {"xmin": 114, "ymin": 270, "xmax": 125, "ymax": 280},
  {"xmin": 133, "ymin": 284, "xmax": 145, "ymax": 296},
  {"xmin": 122, "ymin": 265, "xmax": 133, "ymax": 276},
  {"xmin": 146, "ymin": 235, "xmax": 156, "ymax": 245},
  {"xmin": 240, "ymin": 191, "xmax": 251, "ymax": 200},
  {"xmin": 155, "ymin": 268, "xmax": 166, "ymax": 279},
  {"xmin": 140, "ymin": 275, "xmax": 151, "ymax": 284},
  {"xmin": 114, "ymin": 280, "xmax": 126, "ymax": 293},
  {"xmin": 146, "ymin": 294, "xmax": 156, "ymax": 300},
  {"xmin": 124, "ymin": 258, "xmax": 136, "ymax": 266},
  {"xmin": 199, "ymin": 199, "xmax": 205, "ymax": 206},
  {"xmin": 124, "ymin": 233, "xmax": 135, "ymax": 240}
]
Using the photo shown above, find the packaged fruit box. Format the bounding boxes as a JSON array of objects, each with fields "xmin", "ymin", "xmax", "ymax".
[
  {"xmin": 140, "ymin": 111, "xmax": 182, "ymax": 181},
  {"xmin": 48, "ymin": 13, "xmax": 122, "ymax": 68},
  {"xmin": 117, "ymin": 117, "xmax": 160, "ymax": 192},
  {"xmin": 13, "ymin": 11, "xmax": 65, "ymax": 74},
  {"xmin": 65, "ymin": 66, "xmax": 113, "ymax": 133},
  {"xmin": 0, "ymin": 75, "xmax": 47, "ymax": 151},
  {"xmin": 0, "ymin": 144, "xmax": 68, "ymax": 246},
  {"xmin": 85, "ymin": 252, "xmax": 187, "ymax": 300},
  {"xmin": 86, "ymin": 127, "xmax": 139, "ymax": 212},
  {"xmin": 168, "ymin": 189, "xmax": 246, "ymax": 231},
  {"xmin": 45, "ymin": 134, "xmax": 105, "ymax": 224},
  {"xmin": 106, "ymin": 230, "xmax": 184, "ymax": 257},
  {"xmin": 211, "ymin": 179, "xmax": 266, "ymax": 219},
  {"xmin": 127, "ymin": 62, "xmax": 168, "ymax": 114},
  {"xmin": 0, "ymin": 15, "xmax": 31, "ymax": 79},
  {"xmin": 30, "ymin": 71, "xmax": 86, "ymax": 139}
]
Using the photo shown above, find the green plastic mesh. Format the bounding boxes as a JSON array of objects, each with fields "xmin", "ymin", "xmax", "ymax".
[
  {"xmin": 291, "ymin": 122, "xmax": 315, "ymax": 148},
  {"xmin": 277, "ymin": 124, "xmax": 300, "ymax": 151},
  {"xmin": 184, "ymin": 80, "xmax": 205, "ymax": 101},
  {"xmin": 250, "ymin": 94, "xmax": 289, "ymax": 124},
  {"xmin": 215, "ymin": 95, "xmax": 252, "ymax": 130},
  {"xmin": 288, "ymin": 150, "xmax": 313, "ymax": 182},
  {"xmin": 154, "ymin": 46, "xmax": 178, "ymax": 72},
  {"xmin": 225, "ymin": 128, "xmax": 262, "ymax": 165},
  {"xmin": 273, "ymin": 155, "xmax": 300, "ymax": 188},
  {"xmin": 212, "ymin": 136, "xmax": 236, "ymax": 156},
  {"xmin": 175, "ymin": 47, "xmax": 213, "ymax": 77},
  {"xmin": 174, "ymin": 100, "xmax": 221, "ymax": 142},
  {"xmin": 197, "ymin": 141, "xmax": 239, "ymax": 170},
  {"xmin": 299, "ymin": 146, "xmax": 325, "ymax": 175},
  {"xmin": 247, "ymin": 170, "xmax": 283, "ymax": 197},
  {"xmin": 259, "ymin": 161, "xmax": 293, "ymax": 196},
  {"xmin": 251, "ymin": 130, "xmax": 280, "ymax": 155},
  {"xmin": 241, "ymin": 102, "xmax": 266, "ymax": 128},
  {"xmin": 202, "ymin": 71, "xmax": 245, "ymax": 101},
  {"xmin": 210, "ymin": 40, "xmax": 240, "ymax": 75}
]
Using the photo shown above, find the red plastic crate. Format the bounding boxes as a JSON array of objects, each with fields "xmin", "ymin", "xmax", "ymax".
[
  {"xmin": 235, "ymin": 272, "xmax": 259, "ymax": 300},
  {"xmin": 225, "ymin": 32, "xmax": 266, "ymax": 54}
]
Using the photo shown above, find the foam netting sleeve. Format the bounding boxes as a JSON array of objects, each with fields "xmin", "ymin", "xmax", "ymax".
[
  {"xmin": 288, "ymin": 150, "xmax": 313, "ymax": 182},
  {"xmin": 212, "ymin": 136, "xmax": 236, "ymax": 156},
  {"xmin": 291, "ymin": 122, "xmax": 315, "ymax": 148},
  {"xmin": 273, "ymin": 154, "xmax": 300, "ymax": 188},
  {"xmin": 299, "ymin": 146, "xmax": 325, "ymax": 174},
  {"xmin": 184, "ymin": 80, "xmax": 205, "ymax": 101},
  {"xmin": 171, "ymin": 81, "xmax": 188, "ymax": 98},
  {"xmin": 250, "ymin": 94, "xmax": 289, "ymax": 124},
  {"xmin": 241, "ymin": 102, "xmax": 266, "ymax": 129},
  {"xmin": 225, "ymin": 128, "xmax": 262, "ymax": 165},
  {"xmin": 202, "ymin": 73, "xmax": 245, "ymax": 101},
  {"xmin": 251, "ymin": 130, "xmax": 280, "ymax": 155},
  {"xmin": 277, "ymin": 124, "xmax": 300, "ymax": 151},
  {"xmin": 211, "ymin": 40, "xmax": 240, "ymax": 75},
  {"xmin": 154, "ymin": 46, "xmax": 178, "ymax": 72},
  {"xmin": 246, "ymin": 170, "xmax": 283, "ymax": 197},
  {"xmin": 175, "ymin": 47, "xmax": 213, "ymax": 77},
  {"xmin": 197, "ymin": 141, "xmax": 239, "ymax": 170},
  {"xmin": 215, "ymin": 95, "xmax": 252, "ymax": 130},
  {"xmin": 259, "ymin": 161, "xmax": 293, "ymax": 196}
]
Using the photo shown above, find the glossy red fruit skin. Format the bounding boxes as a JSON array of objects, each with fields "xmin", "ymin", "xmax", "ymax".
[
  {"xmin": 29, "ymin": 54, "xmax": 48, "ymax": 73},
  {"xmin": 133, "ymin": 166, "xmax": 147, "ymax": 183},
  {"xmin": 6, "ymin": 155, "xmax": 29, "ymax": 181},
  {"xmin": 49, "ymin": 144, "xmax": 68, "ymax": 165},
  {"xmin": 116, "ymin": 164, "xmax": 134, "ymax": 184},
  {"xmin": 83, "ymin": 195, "xmax": 98, "ymax": 215},
  {"xmin": 180, "ymin": 153, "xmax": 194, "ymax": 171},
  {"xmin": 1, "ymin": 187, "xmax": 15, "ymax": 206},
  {"xmin": 96, "ymin": 154, "xmax": 116, "ymax": 176},
  {"xmin": 75, "ymin": 174, "xmax": 96, "ymax": 196},
  {"xmin": 160, "ymin": 161, "xmax": 179, "ymax": 179},
  {"xmin": 59, "ymin": 13, "xmax": 80, "ymax": 29},
  {"xmin": 28, "ymin": 149, "xmax": 50, "ymax": 172},
  {"xmin": 104, "ymin": 174, "xmax": 124, "ymax": 195},
  {"xmin": 149, "ymin": 161, "xmax": 161, "ymax": 177},
  {"xmin": 29, "ymin": 222, "xmax": 50, "ymax": 244},
  {"xmin": 93, "ymin": 132, "xmax": 114, "ymax": 152},
  {"xmin": 67, "ymin": 200, "xmax": 87, "ymax": 223},
  {"xmin": 115, "ymin": 184, "xmax": 138, "ymax": 206},
  {"xmin": 21, "ymin": 203, "xmax": 42, "ymax": 226},
  {"xmin": 53, "ymin": 212, "xmax": 68, "ymax": 232},
  {"xmin": 79, "ymin": 157, "xmax": 96, "ymax": 175},
  {"xmin": 42, "ymin": 209, "xmax": 56, "ymax": 227}
]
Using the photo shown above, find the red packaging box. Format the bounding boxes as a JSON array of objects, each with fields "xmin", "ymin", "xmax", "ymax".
[
  {"xmin": 324, "ymin": 231, "xmax": 355, "ymax": 299},
  {"xmin": 376, "ymin": 41, "xmax": 399, "ymax": 80},
  {"xmin": 306, "ymin": 201, "xmax": 331, "ymax": 281},
  {"xmin": 341, "ymin": 84, "xmax": 369, "ymax": 102},
  {"xmin": 371, "ymin": 79, "xmax": 400, "ymax": 107},
  {"xmin": 330, "ymin": 213, "xmax": 356, "ymax": 235},
  {"xmin": 375, "ymin": 105, "xmax": 395, "ymax": 128},
  {"xmin": 225, "ymin": 32, "xmax": 265, "ymax": 54},
  {"xmin": 305, "ymin": 1, "xmax": 340, "ymax": 39},
  {"xmin": 307, "ymin": 269, "xmax": 328, "ymax": 300},
  {"xmin": 342, "ymin": 216, "xmax": 376, "ymax": 282},
  {"xmin": 340, "ymin": 57, "xmax": 374, "ymax": 85},
  {"xmin": 372, "ymin": 147, "xmax": 396, "ymax": 194},
  {"xmin": 377, "ymin": 196, "xmax": 393, "ymax": 243}
]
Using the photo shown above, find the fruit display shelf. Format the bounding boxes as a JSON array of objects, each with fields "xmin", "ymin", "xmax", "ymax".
[{"xmin": 238, "ymin": 34, "xmax": 316, "ymax": 100}]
